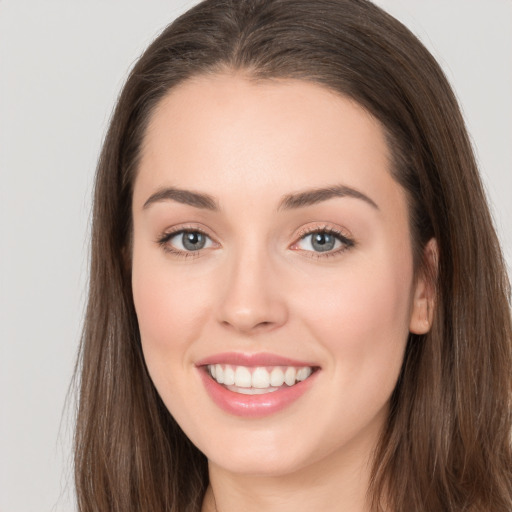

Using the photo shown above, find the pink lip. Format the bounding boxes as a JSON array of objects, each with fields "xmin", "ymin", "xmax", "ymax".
[
  {"xmin": 195, "ymin": 351, "xmax": 316, "ymax": 367},
  {"xmin": 196, "ymin": 352, "xmax": 319, "ymax": 418}
]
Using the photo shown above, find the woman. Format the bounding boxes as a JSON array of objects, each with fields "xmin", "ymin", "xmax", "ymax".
[{"xmin": 74, "ymin": 0, "xmax": 512, "ymax": 510}]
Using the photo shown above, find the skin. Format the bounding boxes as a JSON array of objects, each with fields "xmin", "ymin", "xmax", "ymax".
[{"xmin": 131, "ymin": 74, "xmax": 433, "ymax": 512}]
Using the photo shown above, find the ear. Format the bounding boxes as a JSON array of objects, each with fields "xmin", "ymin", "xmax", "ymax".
[{"xmin": 409, "ymin": 238, "xmax": 438, "ymax": 334}]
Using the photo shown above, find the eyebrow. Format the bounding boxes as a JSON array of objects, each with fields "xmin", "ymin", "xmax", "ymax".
[
  {"xmin": 278, "ymin": 184, "xmax": 379, "ymax": 211},
  {"xmin": 142, "ymin": 183, "xmax": 378, "ymax": 212},
  {"xmin": 143, "ymin": 187, "xmax": 219, "ymax": 211}
]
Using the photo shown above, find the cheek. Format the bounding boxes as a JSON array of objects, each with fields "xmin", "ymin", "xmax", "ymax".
[
  {"xmin": 131, "ymin": 248, "xmax": 212, "ymax": 366},
  {"xmin": 296, "ymin": 252, "xmax": 414, "ymax": 382},
  {"xmin": 131, "ymin": 250, "xmax": 216, "ymax": 425}
]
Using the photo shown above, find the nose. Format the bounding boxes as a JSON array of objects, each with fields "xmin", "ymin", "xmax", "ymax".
[{"xmin": 216, "ymin": 249, "xmax": 289, "ymax": 335}]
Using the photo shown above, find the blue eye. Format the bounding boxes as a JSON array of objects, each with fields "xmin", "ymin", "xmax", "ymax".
[
  {"xmin": 295, "ymin": 230, "xmax": 353, "ymax": 253},
  {"xmin": 161, "ymin": 230, "xmax": 214, "ymax": 252},
  {"xmin": 180, "ymin": 231, "xmax": 207, "ymax": 251}
]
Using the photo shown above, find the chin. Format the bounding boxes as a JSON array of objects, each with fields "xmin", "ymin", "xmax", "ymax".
[{"xmin": 208, "ymin": 449, "xmax": 311, "ymax": 478}]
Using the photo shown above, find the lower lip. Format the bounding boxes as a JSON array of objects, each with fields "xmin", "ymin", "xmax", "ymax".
[{"xmin": 198, "ymin": 368, "xmax": 318, "ymax": 418}]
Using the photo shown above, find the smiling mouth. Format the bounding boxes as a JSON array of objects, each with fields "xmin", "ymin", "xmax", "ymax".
[{"xmin": 206, "ymin": 364, "xmax": 316, "ymax": 395}]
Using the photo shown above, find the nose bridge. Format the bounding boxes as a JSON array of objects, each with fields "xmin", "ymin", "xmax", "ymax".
[{"xmin": 216, "ymin": 238, "xmax": 288, "ymax": 333}]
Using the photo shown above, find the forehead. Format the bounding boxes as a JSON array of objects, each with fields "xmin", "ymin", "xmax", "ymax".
[{"xmin": 134, "ymin": 73, "xmax": 400, "ymax": 213}]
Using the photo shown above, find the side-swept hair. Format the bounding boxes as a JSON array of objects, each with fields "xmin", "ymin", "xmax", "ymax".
[{"xmin": 74, "ymin": 1, "xmax": 512, "ymax": 510}]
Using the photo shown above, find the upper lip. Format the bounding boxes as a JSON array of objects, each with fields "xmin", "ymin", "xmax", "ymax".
[{"xmin": 195, "ymin": 352, "xmax": 317, "ymax": 368}]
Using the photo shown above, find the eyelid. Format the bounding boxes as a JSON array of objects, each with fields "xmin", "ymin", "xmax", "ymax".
[
  {"xmin": 290, "ymin": 223, "xmax": 355, "ymax": 257},
  {"xmin": 156, "ymin": 224, "xmax": 219, "ymax": 257},
  {"xmin": 155, "ymin": 222, "xmax": 354, "ymax": 258},
  {"xmin": 294, "ymin": 223, "xmax": 353, "ymax": 240}
]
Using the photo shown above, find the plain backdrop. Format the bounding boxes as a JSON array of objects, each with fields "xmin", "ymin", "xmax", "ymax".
[{"xmin": 0, "ymin": 1, "xmax": 510, "ymax": 511}]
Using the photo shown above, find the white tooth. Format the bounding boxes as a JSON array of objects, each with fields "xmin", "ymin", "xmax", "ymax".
[
  {"xmin": 296, "ymin": 367, "xmax": 312, "ymax": 381},
  {"xmin": 234, "ymin": 366, "xmax": 252, "ymax": 387},
  {"xmin": 223, "ymin": 366, "xmax": 235, "ymax": 386},
  {"xmin": 233, "ymin": 386, "xmax": 279, "ymax": 395},
  {"xmin": 270, "ymin": 367, "xmax": 285, "ymax": 386},
  {"xmin": 215, "ymin": 364, "xmax": 224, "ymax": 384},
  {"xmin": 209, "ymin": 365, "xmax": 216, "ymax": 379},
  {"xmin": 252, "ymin": 367, "xmax": 270, "ymax": 388},
  {"xmin": 284, "ymin": 367, "xmax": 296, "ymax": 386}
]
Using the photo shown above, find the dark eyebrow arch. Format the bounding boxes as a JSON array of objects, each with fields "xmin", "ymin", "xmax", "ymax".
[
  {"xmin": 143, "ymin": 187, "xmax": 219, "ymax": 211},
  {"xmin": 278, "ymin": 184, "xmax": 379, "ymax": 211}
]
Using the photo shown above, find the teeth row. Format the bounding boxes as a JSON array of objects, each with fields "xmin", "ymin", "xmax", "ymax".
[{"xmin": 207, "ymin": 364, "xmax": 312, "ymax": 388}]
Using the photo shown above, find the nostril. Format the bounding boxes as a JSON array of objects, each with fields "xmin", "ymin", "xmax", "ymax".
[{"xmin": 220, "ymin": 318, "xmax": 275, "ymax": 333}]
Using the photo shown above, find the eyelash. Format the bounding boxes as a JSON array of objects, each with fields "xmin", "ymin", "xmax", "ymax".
[
  {"xmin": 156, "ymin": 225, "xmax": 355, "ymax": 259},
  {"xmin": 291, "ymin": 225, "xmax": 355, "ymax": 259},
  {"xmin": 156, "ymin": 226, "xmax": 213, "ymax": 259}
]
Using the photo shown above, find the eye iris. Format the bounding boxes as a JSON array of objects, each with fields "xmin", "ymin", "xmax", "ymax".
[
  {"xmin": 311, "ymin": 232, "xmax": 335, "ymax": 252},
  {"xmin": 182, "ymin": 232, "xmax": 206, "ymax": 251}
]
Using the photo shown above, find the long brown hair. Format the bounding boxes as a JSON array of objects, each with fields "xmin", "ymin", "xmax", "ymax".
[{"xmin": 74, "ymin": 1, "xmax": 512, "ymax": 510}]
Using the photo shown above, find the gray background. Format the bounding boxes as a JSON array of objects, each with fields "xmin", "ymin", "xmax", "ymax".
[{"xmin": 0, "ymin": 1, "xmax": 510, "ymax": 511}]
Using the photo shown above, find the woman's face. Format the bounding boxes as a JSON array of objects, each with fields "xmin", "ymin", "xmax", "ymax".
[{"xmin": 131, "ymin": 74, "xmax": 430, "ymax": 476}]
